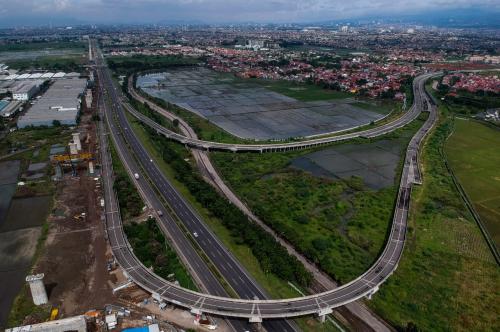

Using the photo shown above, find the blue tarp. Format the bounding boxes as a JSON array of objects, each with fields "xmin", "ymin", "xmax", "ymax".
[{"xmin": 121, "ymin": 327, "xmax": 148, "ymax": 332}]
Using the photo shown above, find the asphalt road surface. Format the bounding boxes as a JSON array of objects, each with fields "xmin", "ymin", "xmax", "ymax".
[
  {"xmin": 96, "ymin": 41, "xmax": 439, "ymax": 321},
  {"xmin": 95, "ymin": 45, "xmax": 297, "ymax": 331}
]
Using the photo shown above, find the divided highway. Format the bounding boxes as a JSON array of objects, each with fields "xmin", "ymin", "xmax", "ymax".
[
  {"xmin": 95, "ymin": 45, "xmax": 297, "ymax": 331},
  {"xmin": 98, "ymin": 45, "xmax": 439, "ymax": 322}
]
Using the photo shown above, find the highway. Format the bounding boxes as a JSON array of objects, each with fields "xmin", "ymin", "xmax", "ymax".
[
  {"xmin": 97, "ymin": 40, "xmax": 440, "ymax": 321},
  {"xmin": 95, "ymin": 45, "xmax": 298, "ymax": 331}
]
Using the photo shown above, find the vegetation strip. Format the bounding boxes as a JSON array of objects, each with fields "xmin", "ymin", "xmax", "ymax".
[
  {"xmin": 139, "ymin": 123, "xmax": 313, "ymax": 287},
  {"xmin": 440, "ymin": 120, "xmax": 500, "ymax": 265},
  {"xmin": 370, "ymin": 111, "xmax": 499, "ymax": 331},
  {"xmin": 108, "ymin": 112, "xmax": 197, "ymax": 290}
]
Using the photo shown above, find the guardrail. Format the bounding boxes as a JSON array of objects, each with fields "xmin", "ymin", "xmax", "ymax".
[{"xmin": 100, "ymin": 68, "xmax": 441, "ymax": 320}]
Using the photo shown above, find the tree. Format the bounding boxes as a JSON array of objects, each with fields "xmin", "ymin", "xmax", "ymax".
[{"xmin": 172, "ymin": 118, "xmax": 179, "ymax": 127}]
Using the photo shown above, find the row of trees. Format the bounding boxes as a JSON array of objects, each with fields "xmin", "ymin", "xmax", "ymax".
[
  {"xmin": 124, "ymin": 218, "xmax": 197, "ymax": 290},
  {"xmin": 108, "ymin": 55, "xmax": 199, "ymax": 75},
  {"xmin": 146, "ymin": 127, "xmax": 313, "ymax": 287}
]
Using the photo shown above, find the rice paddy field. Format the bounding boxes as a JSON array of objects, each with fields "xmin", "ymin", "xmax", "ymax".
[
  {"xmin": 445, "ymin": 118, "xmax": 500, "ymax": 251},
  {"xmin": 211, "ymin": 115, "xmax": 426, "ymax": 283},
  {"xmin": 137, "ymin": 68, "xmax": 390, "ymax": 140}
]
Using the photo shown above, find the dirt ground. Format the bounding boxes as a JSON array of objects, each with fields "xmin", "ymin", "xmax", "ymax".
[
  {"xmin": 24, "ymin": 91, "xmax": 219, "ymax": 332},
  {"xmin": 31, "ymin": 108, "xmax": 117, "ymax": 316}
]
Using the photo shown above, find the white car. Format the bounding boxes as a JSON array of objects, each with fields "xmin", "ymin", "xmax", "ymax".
[{"xmin": 193, "ymin": 232, "xmax": 199, "ymax": 238}]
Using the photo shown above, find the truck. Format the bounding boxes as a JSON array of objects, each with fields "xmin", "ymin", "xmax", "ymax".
[{"xmin": 134, "ymin": 173, "xmax": 139, "ymax": 179}]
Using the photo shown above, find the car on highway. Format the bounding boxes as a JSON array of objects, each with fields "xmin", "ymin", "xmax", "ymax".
[
  {"xmin": 134, "ymin": 173, "xmax": 140, "ymax": 179},
  {"xmin": 193, "ymin": 232, "xmax": 199, "ymax": 238}
]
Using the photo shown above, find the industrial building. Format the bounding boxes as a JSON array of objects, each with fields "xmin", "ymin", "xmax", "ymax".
[
  {"xmin": 17, "ymin": 78, "xmax": 87, "ymax": 128},
  {"xmin": 11, "ymin": 80, "xmax": 43, "ymax": 101},
  {"xmin": 0, "ymin": 99, "xmax": 22, "ymax": 117}
]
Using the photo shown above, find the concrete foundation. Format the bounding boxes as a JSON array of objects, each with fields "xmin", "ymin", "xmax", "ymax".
[
  {"xmin": 5, "ymin": 315, "xmax": 87, "ymax": 332},
  {"xmin": 26, "ymin": 273, "xmax": 48, "ymax": 305},
  {"xmin": 72, "ymin": 133, "xmax": 82, "ymax": 151}
]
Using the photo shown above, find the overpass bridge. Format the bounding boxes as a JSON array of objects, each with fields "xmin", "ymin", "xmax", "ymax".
[
  {"xmin": 127, "ymin": 75, "xmax": 430, "ymax": 153},
  {"xmin": 100, "ymin": 67, "xmax": 439, "ymax": 321}
]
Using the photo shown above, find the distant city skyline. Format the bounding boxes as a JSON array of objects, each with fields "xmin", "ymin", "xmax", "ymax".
[{"xmin": 0, "ymin": 0, "xmax": 499, "ymax": 27}]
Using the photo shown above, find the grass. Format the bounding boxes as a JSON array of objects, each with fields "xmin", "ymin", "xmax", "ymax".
[
  {"xmin": 107, "ymin": 55, "xmax": 199, "ymax": 76},
  {"xmin": 6, "ymin": 198, "xmax": 54, "ymax": 328},
  {"xmin": 132, "ymin": 65, "xmax": 398, "ymax": 143},
  {"xmin": 0, "ymin": 41, "xmax": 86, "ymax": 52},
  {"xmin": 107, "ymin": 122, "xmax": 198, "ymax": 291},
  {"xmin": 108, "ymin": 134, "xmax": 144, "ymax": 220},
  {"xmin": 126, "ymin": 113, "xmax": 303, "ymax": 296},
  {"xmin": 126, "ymin": 113, "xmax": 340, "ymax": 332},
  {"xmin": 6, "ymin": 285, "xmax": 52, "ymax": 327},
  {"xmin": 445, "ymin": 118, "xmax": 500, "ymax": 250},
  {"xmin": 244, "ymin": 77, "xmax": 351, "ymax": 101},
  {"xmin": 5, "ymin": 55, "xmax": 86, "ymax": 72},
  {"xmin": 0, "ymin": 126, "xmax": 71, "ymax": 197},
  {"xmin": 124, "ymin": 218, "xmax": 197, "ymax": 290},
  {"xmin": 210, "ymin": 115, "xmax": 426, "ymax": 284},
  {"xmin": 368, "ymin": 110, "xmax": 499, "ymax": 331}
]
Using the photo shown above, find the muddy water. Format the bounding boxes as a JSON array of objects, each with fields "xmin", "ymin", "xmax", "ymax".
[{"xmin": 0, "ymin": 160, "xmax": 52, "ymax": 328}]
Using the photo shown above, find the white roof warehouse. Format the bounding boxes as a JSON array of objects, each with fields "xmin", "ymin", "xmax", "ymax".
[{"xmin": 17, "ymin": 78, "xmax": 87, "ymax": 128}]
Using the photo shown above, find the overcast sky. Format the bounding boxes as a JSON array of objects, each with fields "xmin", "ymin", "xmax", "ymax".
[{"xmin": 0, "ymin": 0, "xmax": 498, "ymax": 26}]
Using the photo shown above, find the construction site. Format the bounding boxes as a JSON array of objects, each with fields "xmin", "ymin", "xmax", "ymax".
[{"xmin": 3, "ymin": 71, "xmax": 222, "ymax": 332}]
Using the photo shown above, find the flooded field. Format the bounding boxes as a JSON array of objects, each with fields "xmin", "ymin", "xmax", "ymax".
[
  {"xmin": 291, "ymin": 139, "xmax": 404, "ymax": 190},
  {"xmin": 0, "ymin": 160, "xmax": 21, "ymax": 229},
  {"xmin": 137, "ymin": 68, "xmax": 386, "ymax": 140},
  {"xmin": 1, "ymin": 195, "xmax": 52, "ymax": 232},
  {"xmin": 0, "ymin": 189, "xmax": 52, "ymax": 328}
]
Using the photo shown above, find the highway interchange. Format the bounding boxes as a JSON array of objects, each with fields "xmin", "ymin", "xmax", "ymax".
[{"xmin": 95, "ymin": 38, "xmax": 439, "ymax": 324}]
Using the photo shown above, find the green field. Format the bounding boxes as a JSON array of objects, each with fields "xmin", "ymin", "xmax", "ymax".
[
  {"xmin": 5, "ymin": 56, "xmax": 86, "ymax": 72},
  {"xmin": 0, "ymin": 41, "xmax": 85, "ymax": 52},
  {"xmin": 445, "ymin": 118, "xmax": 500, "ymax": 250},
  {"xmin": 125, "ymin": 114, "xmax": 341, "ymax": 332},
  {"xmin": 211, "ymin": 114, "xmax": 427, "ymax": 283},
  {"xmin": 108, "ymin": 55, "xmax": 199, "ymax": 75},
  {"xmin": 124, "ymin": 218, "xmax": 197, "ymax": 290},
  {"xmin": 369, "ymin": 113, "xmax": 499, "ymax": 331},
  {"xmin": 246, "ymin": 77, "xmax": 351, "ymax": 101},
  {"xmin": 0, "ymin": 41, "xmax": 86, "ymax": 71}
]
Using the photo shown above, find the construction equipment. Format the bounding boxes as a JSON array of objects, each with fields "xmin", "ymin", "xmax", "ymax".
[
  {"xmin": 49, "ymin": 308, "xmax": 59, "ymax": 321},
  {"xmin": 52, "ymin": 152, "xmax": 93, "ymax": 162}
]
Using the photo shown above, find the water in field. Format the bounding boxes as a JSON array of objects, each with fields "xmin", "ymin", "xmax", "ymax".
[
  {"xmin": 137, "ymin": 68, "xmax": 385, "ymax": 140},
  {"xmin": 291, "ymin": 139, "xmax": 404, "ymax": 190}
]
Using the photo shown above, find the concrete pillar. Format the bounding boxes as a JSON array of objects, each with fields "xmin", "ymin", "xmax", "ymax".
[
  {"xmin": 366, "ymin": 285, "xmax": 379, "ymax": 300},
  {"xmin": 72, "ymin": 133, "xmax": 82, "ymax": 151},
  {"xmin": 249, "ymin": 315, "xmax": 263, "ymax": 330},
  {"xmin": 26, "ymin": 274, "xmax": 48, "ymax": 305},
  {"xmin": 69, "ymin": 142, "xmax": 78, "ymax": 155},
  {"xmin": 317, "ymin": 307, "xmax": 333, "ymax": 324}
]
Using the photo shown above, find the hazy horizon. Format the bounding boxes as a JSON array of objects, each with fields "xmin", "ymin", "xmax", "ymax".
[{"xmin": 0, "ymin": 0, "xmax": 499, "ymax": 28}]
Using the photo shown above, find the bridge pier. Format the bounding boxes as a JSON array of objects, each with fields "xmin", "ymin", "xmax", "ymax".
[
  {"xmin": 317, "ymin": 308, "xmax": 333, "ymax": 323},
  {"xmin": 190, "ymin": 308, "xmax": 202, "ymax": 316},
  {"xmin": 366, "ymin": 285, "xmax": 379, "ymax": 300},
  {"xmin": 249, "ymin": 315, "xmax": 263, "ymax": 330}
]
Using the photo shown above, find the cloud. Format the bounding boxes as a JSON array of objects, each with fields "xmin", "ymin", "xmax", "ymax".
[{"xmin": 0, "ymin": 0, "xmax": 498, "ymax": 25}]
